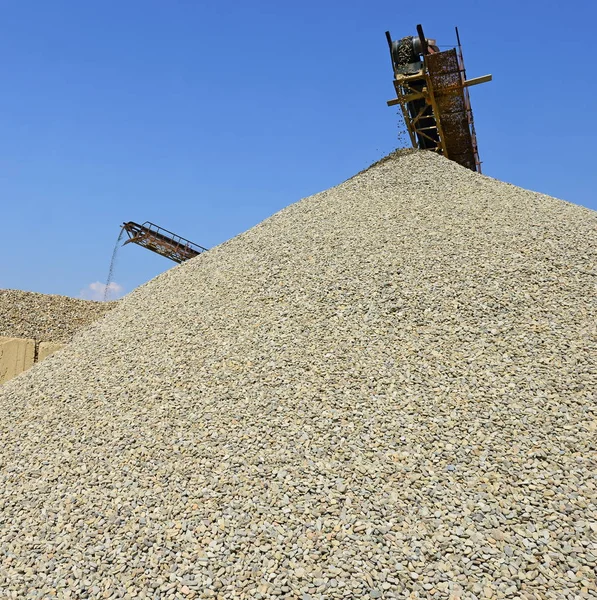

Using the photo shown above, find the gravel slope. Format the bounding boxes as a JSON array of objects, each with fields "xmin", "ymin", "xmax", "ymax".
[
  {"xmin": 0, "ymin": 290, "xmax": 115, "ymax": 343},
  {"xmin": 0, "ymin": 151, "xmax": 595, "ymax": 599}
]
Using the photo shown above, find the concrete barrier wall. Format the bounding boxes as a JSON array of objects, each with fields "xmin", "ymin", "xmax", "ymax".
[{"xmin": 0, "ymin": 337, "xmax": 65, "ymax": 384}]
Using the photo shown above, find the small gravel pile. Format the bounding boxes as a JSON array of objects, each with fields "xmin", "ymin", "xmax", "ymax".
[
  {"xmin": 0, "ymin": 289, "xmax": 115, "ymax": 343},
  {"xmin": 0, "ymin": 151, "xmax": 595, "ymax": 599}
]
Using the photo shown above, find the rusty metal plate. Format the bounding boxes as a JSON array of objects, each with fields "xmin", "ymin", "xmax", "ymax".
[{"xmin": 426, "ymin": 49, "xmax": 478, "ymax": 171}]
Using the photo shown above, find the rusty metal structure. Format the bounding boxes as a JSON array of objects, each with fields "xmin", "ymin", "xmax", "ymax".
[
  {"xmin": 386, "ymin": 24, "xmax": 491, "ymax": 172},
  {"xmin": 121, "ymin": 221, "xmax": 206, "ymax": 263}
]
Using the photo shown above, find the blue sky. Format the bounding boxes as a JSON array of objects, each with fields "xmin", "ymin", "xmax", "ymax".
[{"xmin": 1, "ymin": 0, "xmax": 595, "ymax": 299}]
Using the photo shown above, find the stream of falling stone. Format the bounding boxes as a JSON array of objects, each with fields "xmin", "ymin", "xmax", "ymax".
[{"xmin": 103, "ymin": 227, "xmax": 125, "ymax": 301}]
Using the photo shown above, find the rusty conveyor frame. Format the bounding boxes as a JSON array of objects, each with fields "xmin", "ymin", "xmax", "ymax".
[
  {"xmin": 386, "ymin": 25, "xmax": 491, "ymax": 172},
  {"xmin": 122, "ymin": 221, "xmax": 206, "ymax": 264}
]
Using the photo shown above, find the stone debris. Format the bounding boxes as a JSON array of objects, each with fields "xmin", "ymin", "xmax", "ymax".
[
  {"xmin": 0, "ymin": 289, "xmax": 115, "ymax": 343},
  {"xmin": 0, "ymin": 151, "xmax": 596, "ymax": 599}
]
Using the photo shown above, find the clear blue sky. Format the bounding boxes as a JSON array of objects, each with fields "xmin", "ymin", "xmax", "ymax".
[{"xmin": 2, "ymin": 0, "xmax": 595, "ymax": 299}]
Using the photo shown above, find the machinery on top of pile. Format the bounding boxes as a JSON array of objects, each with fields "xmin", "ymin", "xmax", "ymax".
[
  {"xmin": 121, "ymin": 221, "xmax": 206, "ymax": 263},
  {"xmin": 386, "ymin": 24, "xmax": 491, "ymax": 172}
]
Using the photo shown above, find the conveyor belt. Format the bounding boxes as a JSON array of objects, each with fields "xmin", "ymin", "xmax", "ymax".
[
  {"xmin": 385, "ymin": 25, "xmax": 490, "ymax": 173},
  {"xmin": 426, "ymin": 49, "xmax": 478, "ymax": 171},
  {"xmin": 122, "ymin": 221, "xmax": 206, "ymax": 264}
]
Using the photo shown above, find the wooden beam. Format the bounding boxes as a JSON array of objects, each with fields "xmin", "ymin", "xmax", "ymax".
[
  {"xmin": 387, "ymin": 75, "xmax": 490, "ymax": 108},
  {"xmin": 464, "ymin": 74, "xmax": 492, "ymax": 87},
  {"xmin": 387, "ymin": 91, "xmax": 426, "ymax": 106}
]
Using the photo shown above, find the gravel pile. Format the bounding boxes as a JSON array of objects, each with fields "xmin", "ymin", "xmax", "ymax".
[
  {"xmin": 0, "ymin": 289, "xmax": 115, "ymax": 343},
  {"xmin": 0, "ymin": 151, "xmax": 595, "ymax": 599}
]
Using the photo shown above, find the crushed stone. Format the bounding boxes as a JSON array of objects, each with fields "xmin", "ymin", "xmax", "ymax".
[
  {"xmin": 0, "ymin": 289, "xmax": 115, "ymax": 343},
  {"xmin": 0, "ymin": 151, "xmax": 595, "ymax": 599}
]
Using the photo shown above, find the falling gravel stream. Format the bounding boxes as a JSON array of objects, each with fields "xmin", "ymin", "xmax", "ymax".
[{"xmin": 103, "ymin": 226, "xmax": 125, "ymax": 301}]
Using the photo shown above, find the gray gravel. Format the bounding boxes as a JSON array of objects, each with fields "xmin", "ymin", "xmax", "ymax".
[
  {"xmin": 0, "ymin": 289, "xmax": 115, "ymax": 343},
  {"xmin": 0, "ymin": 151, "xmax": 596, "ymax": 599}
]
